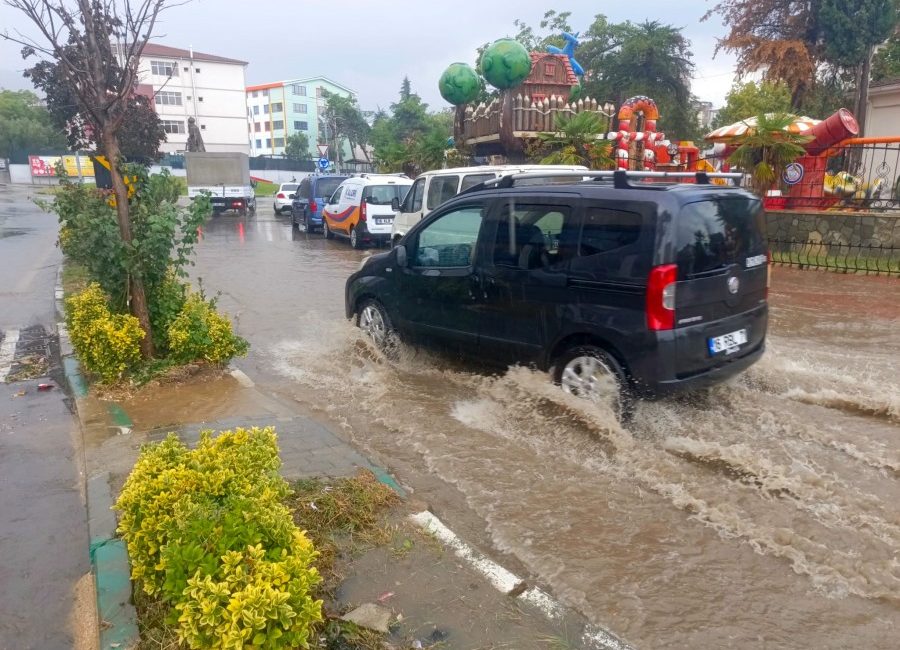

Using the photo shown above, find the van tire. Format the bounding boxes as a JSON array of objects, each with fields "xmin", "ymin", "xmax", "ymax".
[
  {"xmin": 323, "ymin": 219, "xmax": 334, "ymax": 239},
  {"xmin": 553, "ymin": 345, "xmax": 631, "ymax": 418},
  {"xmin": 350, "ymin": 226, "xmax": 363, "ymax": 249}
]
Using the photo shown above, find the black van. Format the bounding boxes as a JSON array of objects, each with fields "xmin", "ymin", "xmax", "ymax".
[{"xmin": 345, "ymin": 171, "xmax": 768, "ymax": 404}]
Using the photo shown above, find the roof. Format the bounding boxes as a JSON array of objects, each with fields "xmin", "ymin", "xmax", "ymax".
[
  {"xmin": 141, "ymin": 43, "xmax": 247, "ymax": 65},
  {"xmin": 245, "ymin": 76, "xmax": 356, "ymax": 95},
  {"xmin": 524, "ymin": 53, "xmax": 579, "ymax": 87},
  {"xmin": 869, "ymin": 77, "xmax": 900, "ymax": 91}
]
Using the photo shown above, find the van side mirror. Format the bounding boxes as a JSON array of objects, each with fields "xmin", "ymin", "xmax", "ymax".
[
  {"xmin": 391, "ymin": 197, "xmax": 400, "ymax": 211},
  {"xmin": 395, "ymin": 244, "xmax": 407, "ymax": 267},
  {"xmin": 289, "ymin": 193, "xmax": 296, "ymax": 199}
]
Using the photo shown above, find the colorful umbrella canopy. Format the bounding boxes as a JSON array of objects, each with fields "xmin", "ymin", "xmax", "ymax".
[{"xmin": 704, "ymin": 114, "xmax": 821, "ymax": 142}]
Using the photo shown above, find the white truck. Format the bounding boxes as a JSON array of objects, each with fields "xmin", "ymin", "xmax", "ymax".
[{"xmin": 185, "ymin": 152, "xmax": 256, "ymax": 216}]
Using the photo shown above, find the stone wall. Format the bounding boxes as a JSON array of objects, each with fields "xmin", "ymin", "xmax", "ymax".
[{"xmin": 766, "ymin": 210, "xmax": 900, "ymax": 250}]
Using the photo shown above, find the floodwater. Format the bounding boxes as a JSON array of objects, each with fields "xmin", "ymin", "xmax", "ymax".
[{"xmin": 195, "ymin": 214, "xmax": 900, "ymax": 649}]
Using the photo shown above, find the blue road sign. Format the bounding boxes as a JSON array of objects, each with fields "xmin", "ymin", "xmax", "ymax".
[{"xmin": 317, "ymin": 157, "xmax": 329, "ymax": 170}]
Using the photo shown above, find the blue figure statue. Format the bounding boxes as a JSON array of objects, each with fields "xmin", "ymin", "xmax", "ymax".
[{"xmin": 547, "ymin": 32, "xmax": 584, "ymax": 77}]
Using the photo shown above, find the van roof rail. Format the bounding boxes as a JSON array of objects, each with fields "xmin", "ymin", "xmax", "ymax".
[{"xmin": 465, "ymin": 169, "xmax": 744, "ymax": 193}]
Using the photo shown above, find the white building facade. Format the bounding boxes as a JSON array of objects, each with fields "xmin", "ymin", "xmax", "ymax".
[{"xmin": 135, "ymin": 43, "xmax": 249, "ymax": 154}]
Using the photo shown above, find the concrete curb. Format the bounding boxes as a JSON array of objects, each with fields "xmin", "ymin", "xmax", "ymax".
[{"xmin": 57, "ymin": 272, "xmax": 139, "ymax": 650}]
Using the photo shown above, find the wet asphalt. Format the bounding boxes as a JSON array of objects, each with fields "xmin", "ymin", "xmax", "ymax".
[{"xmin": 0, "ymin": 185, "xmax": 90, "ymax": 649}]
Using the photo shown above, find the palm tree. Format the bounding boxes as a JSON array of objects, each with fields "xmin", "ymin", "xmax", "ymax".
[
  {"xmin": 538, "ymin": 111, "xmax": 614, "ymax": 169},
  {"xmin": 727, "ymin": 113, "xmax": 812, "ymax": 196}
]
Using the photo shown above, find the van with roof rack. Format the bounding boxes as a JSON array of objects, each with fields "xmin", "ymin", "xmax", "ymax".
[
  {"xmin": 389, "ymin": 164, "xmax": 588, "ymax": 246},
  {"xmin": 346, "ymin": 170, "xmax": 769, "ymax": 415}
]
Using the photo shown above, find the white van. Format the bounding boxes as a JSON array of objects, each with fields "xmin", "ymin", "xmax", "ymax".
[
  {"xmin": 390, "ymin": 164, "xmax": 588, "ymax": 244},
  {"xmin": 322, "ymin": 174, "xmax": 413, "ymax": 249}
]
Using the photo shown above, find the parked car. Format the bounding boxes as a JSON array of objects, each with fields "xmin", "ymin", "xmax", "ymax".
[
  {"xmin": 291, "ymin": 175, "xmax": 349, "ymax": 233},
  {"xmin": 346, "ymin": 170, "xmax": 768, "ymax": 412},
  {"xmin": 390, "ymin": 164, "xmax": 588, "ymax": 246},
  {"xmin": 323, "ymin": 174, "xmax": 413, "ymax": 249},
  {"xmin": 273, "ymin": 183, "xmax": 299, "ymax": 214}
]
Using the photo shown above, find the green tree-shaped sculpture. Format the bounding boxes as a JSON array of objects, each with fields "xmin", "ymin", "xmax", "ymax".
[
  {"xmin": 480, "ymin": 38, "xmax": 532, "ymax": 90},
  {"xmin": 439, "ymin": 63, "xmax": 483, "ymax": 106}
]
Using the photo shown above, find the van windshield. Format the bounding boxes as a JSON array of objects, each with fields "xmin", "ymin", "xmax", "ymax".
[
  {"xmin": 676, "ymin": 198, "xmax": 765, "ymax": 277},
  {"xmin": 314, "ymin": 177, "xmax": 345, "ymax": 199},
  {"xmin": 363, "ymin": 184, "xmax": 410, "ymax": 205}
]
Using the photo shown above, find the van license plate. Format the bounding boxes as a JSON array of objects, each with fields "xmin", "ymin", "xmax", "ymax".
[
  {"xmin": 375, "ymin": 218, "xmax": 391, "ymax": 225},
  {"xmin": 708, "ymin": 329, "xmax": 748, "ymax": 355}
]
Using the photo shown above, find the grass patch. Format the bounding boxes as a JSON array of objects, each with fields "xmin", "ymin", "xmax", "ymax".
[
  {"xmin": 61, "ymin": 261, "xmax": 90, "ymax": 296},
  {"xmin": 253, "ymin": 180, "xmax": 279, "ymax": 197},
  {"xmin": 288, "ymin": 471, "xmax": 401, "ymax": 581}
]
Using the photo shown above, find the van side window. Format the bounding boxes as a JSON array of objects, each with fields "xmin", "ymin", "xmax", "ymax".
[
  {"xmin": 405, "ymin": 178, "xmax": 425, "ymax": 212},
  {"xmin": 328, "ymin": 186, "xmax": 344, "ymax": 205},
  {"xmin": 580, "ymin": 208, "xmax": 642, "ymax": 256},
  {"xmin": 460, "ymin": 173, "xmax": 494, "ymax": 192},
  {"xmin": 299, "ymin": 177, "xmax": 310, "ymax": 199},
  {"xmin": 414, "ymin": 205, "xmax": 484, "ymax": 268},
  {"xmin": 426, "ymin": 175, "xmax": 461, "ymax": 210},
  {"xmin": 492, "ymin": 200, "xmax": 576, "ymax": 270}
]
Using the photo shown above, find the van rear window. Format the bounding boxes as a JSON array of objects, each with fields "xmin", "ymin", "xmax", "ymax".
[
  {"xmin": 676, "ymin": 198, "xmax": 765, "ymax": 277},
  {"xmin": 314, "ymin": 177, "xmax": 345, "ymax": 199},
  {"xmin": 362, "ymin": 184, "xmax": 409, "ymax": 205}
]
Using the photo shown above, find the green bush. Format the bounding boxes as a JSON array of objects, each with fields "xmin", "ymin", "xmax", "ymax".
[
  {"xmin": 167, "ymin": 293, "xmax": 248, "ymax": 365},
  {"xmin": 65, "ymin": 283, "xmax": 145, "ymax": 383},
  {"xmin": 148, "ymin": 270, "xmax": 187, "ymax": 354},
  {"xmin": 114, "ymin": 427, "xmax": 323, "ymax": 649}
]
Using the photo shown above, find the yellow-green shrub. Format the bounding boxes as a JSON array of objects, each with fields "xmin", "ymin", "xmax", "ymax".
[
  {"xmin": 65, "ymin": 283, "xmax": 144, "ymax": 383},
  {"xmin": 167, "ymin": 293, "xmax": 248, "ymax": 364},
  {"xmin": 114, "ymin": 427, "xmax": 322, "ymax": 649}
]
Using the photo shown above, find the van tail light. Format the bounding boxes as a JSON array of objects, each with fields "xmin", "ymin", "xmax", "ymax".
[
  {"xmin": 309, "ymin": 200, "xmax": 318, "ymax": 213},
  {"xmin": 276, "ymin": 192, "xmax": 285, "ymax": 199},
  {"xmin": 359, "ymin": 200, "xmax": 367, "ymax": 222},
  {"xmin": 647, "ymin": 264, "xmax": 677, "ymax": 331}
]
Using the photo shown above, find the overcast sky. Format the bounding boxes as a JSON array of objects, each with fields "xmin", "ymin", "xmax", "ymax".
[{"xmin": 0, "ymin": 0, "xmax": 738, "ymax": 110}]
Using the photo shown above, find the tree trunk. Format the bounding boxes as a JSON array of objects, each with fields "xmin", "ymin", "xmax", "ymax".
[
  {"xmin": 855, "ymin": 46, "xmax": 874, "ymax": 137},
  {"xmin": 102, "ymin": 132, "xmax": 155, "ymax": 358}
]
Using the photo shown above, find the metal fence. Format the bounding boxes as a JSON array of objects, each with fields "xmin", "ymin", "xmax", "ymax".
[
  {"xmin": 769, "ymin": 142, "xmax": 900, "ymax": 213},
  {"xmin": 768, "ymin": 237, "xmax": 900, "ymax": 275}
]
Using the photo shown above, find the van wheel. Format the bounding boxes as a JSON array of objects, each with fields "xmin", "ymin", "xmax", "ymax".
[
  {"xmin": 350, "ymin": 226, "xmax": 363, "ymax": 249},
  {"xmin": 323, "ymin": 219, "xmax": 334, "ymax": 239},
  {"xmin": 357, "ymin": 299, "xmax": 398, "ymax": 356},
  {"xmin": 554, "ymin": 345, "xmax": 630, "ymax": 417}
]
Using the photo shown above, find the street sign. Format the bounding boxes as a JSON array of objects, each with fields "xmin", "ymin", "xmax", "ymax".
[
  {"xmin": 316, "ymin": 144, "xmax": 329, "ymax": 158},
  {"xmin": 317, "ymin": 157, "xmax": 329, "ymax": 170}
]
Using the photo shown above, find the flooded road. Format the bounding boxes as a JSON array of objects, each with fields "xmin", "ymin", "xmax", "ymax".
[{"xmin": 195, "ymin": 213, "xmax": 900, "ymax": 648}]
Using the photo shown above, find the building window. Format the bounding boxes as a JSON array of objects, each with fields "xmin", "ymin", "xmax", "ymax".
[
  {"xmin": 161, "ymin": 119, "xmax": 185, "ymax": 134},
  {"xmin": 255, "ymin": 139, "xmax": 262, "ymax": 148},
  {"xmin": 183, "ymin": 66, "xmax": 189, "ymax": 72},
  {"xmin": 198, "ymin": 96, "xmax": 204, "ymax": 102},
  {"xmin": 252, "ymin": 91, "xmax": 258, "ymax": 98},
  {"xmin": 262, "ymin": 89, "xmax": 269, "ymax": 96},
  {"xmin": 273, "ymin": 120, "xmax": 284, "ymax": 130},
  {"xmin": 271, "ymin": 102, "xmax": 283, "ymax": 113},
  {"xmin": 292, "ymin": 84, "xmax": 307, "ymax": 96},
  {"xmin": 274, "ymin": 137, "xmax": 285, "ymax": 147},
  {"xmin": 154, "ymin": 90, "xmax": 182, "ymax": 106},
  {"xmin": 294, "ymin": 121, "xmax": 308, "ymax": 130},
  {"xmin": 151, "ymin": 60, "xmax": 178, "ymax": 76},
  {"xmin": 254, "ymin": 122, "xmax": 261, "ymax": 132},
  {"xmin": 200, "ymin": 124, "xmax": 206, "ymax": 130},
  {"xmin": 295, "ymin": 103, "xmax": 308, "ymax": 114},
  {"xmin": 253, "ymin": 105, "xmax": 259, "ymax": 115},
  {"xmin": 265, "ymin": 138, "xmax": 271, "ymax": 148},
  {"xmin": 263, "ymin": 105, "xmax": 269, "ymax": 114},
  {"xmin": 316, "ymin": 87, "xmax": 324, "ymax": 97},
  {"xmin": 195, "ymin": 67, "xmax": 200, "ymax": 73},
  {"xmin": 544, "ymin": 63, "xmax": 556, "ymax": 76}
]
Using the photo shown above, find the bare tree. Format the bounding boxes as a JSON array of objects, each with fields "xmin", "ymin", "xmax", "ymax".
[{"xmin": 3, "ymin": 0, "xmax": 185, "ymax": 358}]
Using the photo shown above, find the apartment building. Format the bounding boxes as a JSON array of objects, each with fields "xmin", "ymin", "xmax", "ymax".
[
  {"xmin": 245, "ymin": 77, "xmax": 356, "ymax": 159},
  {"xmin": 133, "ymin": 43, "xmax": 250, "ymax": 154}
]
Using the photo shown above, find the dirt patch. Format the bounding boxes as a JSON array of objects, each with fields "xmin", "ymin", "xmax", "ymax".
[{"xmin": 70, "ymin": 572, "xmax": 98, "ymax": 650}]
